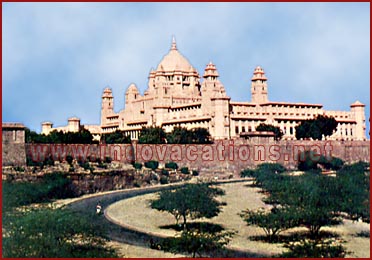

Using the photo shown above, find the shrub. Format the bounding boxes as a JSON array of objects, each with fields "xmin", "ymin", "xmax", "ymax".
[
  {"xmin": 279, "ymin": 239, "xmax": 348, "ymax": 258},
  {"xmin": 319, "ymin": 156, "xmax": 344, "ymax": 171},
  {"xmin": 69, "ymin": 166, "xmax": 75, "ymax": 172},
  {"xmin": 80, "ymin": 162, "xmax": 91, "ymax": 171},
  {"xmin": 66, "ymin": 155, "xmax": 73, "ymax": 165},
  {"xmin": 104, "ymin": 156, "xmax": 112, "ymax": 164},
  {"xmin": 297, "ymin": 151, "xmax": 320, "ymax": 171},
  {"xmin": 44, "ymin": 155, "xmax": 55, "ymax": 166},
  {"xmin": 133, "ymin": 162, "xmax": 143, "ymax": 170},
  {"xmin": 160, "ymin": 176, "xmax": 169, "ymax": 185},
  {"xmin": 144, "ymin": 160, "xmax": 159, "ymax": 170},
  {"xmin": 180, "ymin": 167, "xmax": 189, "ymax": 174},
  {"xmin": 240, "ymin": 169, "xmax": 255, "ymax": 178},
  {"xmin": 192, "ymin": 170, "xmax": 199, "ymax": 176},
  {"xmin": 14, "ymin": 166, "xmax": 25, "ymax": 172},
  {"xmin": 165, "ymin": 162, "xmax": 178, "ymax": 170},
  {"xmin": 2, "ymin": 207, "xmax": 118, "ymax": 258},
  {"xmin": 240, "ymin": 207, "xmax": 296, "ymax": 241},
  {"xmin": 162, "ymin": 169, "xmax": 170, "ymax": 176}
]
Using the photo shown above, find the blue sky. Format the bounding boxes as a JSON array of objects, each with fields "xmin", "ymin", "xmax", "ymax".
[{"xmin": 3, "ymin": 2, "xmax": 370, "ymax": 137}]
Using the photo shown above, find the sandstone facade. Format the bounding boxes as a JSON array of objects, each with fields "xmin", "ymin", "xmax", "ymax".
[{"xmin": 41, "ymin": 38, "xmax": 367, "ymax": 141}]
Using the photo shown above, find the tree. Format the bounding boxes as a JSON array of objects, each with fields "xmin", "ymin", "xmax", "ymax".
[
  {"xmin": 144, "ymin": 160, "xmax": 159, "ymax": 170},
  {"xmin": 240, "ymin": 207, "xmax": 296, "ymax": 240},
  {"xmin": 101, "ymin": 130, "xmax": 131, "ymax": 144},
  {"xmin": 295, "ymin": 115, "xmax": 338, "ymax": 140},
  {"xmin": 150, "ymin": 183, "xmax": 225, "ymax": 230},
  {"xmin": 161, "ymin": 229, "xmax": 234, "ymax": 258},
  {"xmin": 3, "ymin": 207, "xmax": 118, "ymax": 258},
  {"xmin": 256, "ymin": 123, "xmax": 283, "ymax": 140},
  {"xmin": 336, "ymin": 162, "xmax": 370, "ymax": 222},
  {"xmin": 138, "ymin": 126, "xmax": 166, "ymax": 144},
  {"xmin": 191, "ymin": 127, "xmax": 212, "ymax": 144},
  {"xmin": 166, "ymin": 127, "xmax": 212, "ymax": 144},
  {"xmin": 165, "ymin": 162, "xmax": 178, "ymax": 170},
  {"xmin": 25, "ymin": 128, "xmax": 95, "ymax": 144},
  {"xmin": 166, "ymin": 127, "xmax": 193, "ymax": 144},
  {"xmin": 279, "ymin": 239, "xmax": 348, "ymax": 258},
  {"xmin": 275, "ymin": 173, "xmax": 342, "ymax": 237}
]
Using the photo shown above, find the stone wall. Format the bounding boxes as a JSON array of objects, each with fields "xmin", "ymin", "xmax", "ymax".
[
  {"xmin": 20, "ymin": 139, "xmax": 370, "ymax": 173},
  {"xmin": 2, "ymin": 123, "xmax": 26, "ymax": 166}
]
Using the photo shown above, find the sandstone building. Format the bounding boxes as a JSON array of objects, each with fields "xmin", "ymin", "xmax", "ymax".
[{"xmin": 42, "ymin": 38, "xmax": 367, "ymax": 141}]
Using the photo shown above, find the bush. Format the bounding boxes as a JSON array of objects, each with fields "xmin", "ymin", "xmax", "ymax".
[
  {"xmin": 297, "ymin": 151, "xmax": 320, "ymax": 171},
  {"xmin": 165, "ymin": 162, "xmax": 178, "ymax": 170},
  {"xmin": 80, "ymin": 162, "xmax": 91, "ymax": 171},
  {"xmin": 104, "ymin": 156, "xmax": 112, "ymax": 164},
  {"xmin": 2, "ymin": 173, "xmax": 75, "ymax": 210},
  {"xmin": 133, "ymin": 162, "xmax": 143, "ymax": 170},
  {"xmin": 44, "ymin": 155, "xmax": 55, "ymax": 166},
  {"xmin": 240, "ymin": 169, "xmax": 255, "ymax": 178},
  {"xmin": 144, "ymin": 160, "xmax": 159, "ymax": 170},
  {"xmin": 240, "ymin": 207, "xmax": 296, "ymax": 240},
  {"xmin": 66, "ymin": 155, "xmax": 74, "ymax": 165},
  {"xmin": 180, "ymin": 167, "xmax": 189, "ymax": 174},
  {"xmin": 3, "ymin": 207, "xmax": 118, "ymax": 258},
  {"xmin": 279, "ymin": 239, "xmax": 348, "ymax": 258},
  {"xmin": 133, "ymin": 181, "xmax": 141, "ymax": 188},
  {"xmin": 160, "ymin": 175, "xmax": 169, "ymax": 185},
  {"xmin": 319, "ymin": 156, "xmax": 344, "ymax": 171},
  {"xmin": 14, "ymin": 166, "xmax": 25, "ymax": 172},
  {"xmin": 69, "ymin": 166, "xmax": 75, "ymax": 172},
  {"xmin": 192, "ymin": 170, "xmax": 199, "ymax": 176},
  {"xmin": 162, "ymin": 169, "xmax": 170, "ymax": 176}
]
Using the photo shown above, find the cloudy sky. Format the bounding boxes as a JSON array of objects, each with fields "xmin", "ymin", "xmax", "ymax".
[{"xmin": 3, "ymin": 2, "xmax": 370, "ymax": 136}]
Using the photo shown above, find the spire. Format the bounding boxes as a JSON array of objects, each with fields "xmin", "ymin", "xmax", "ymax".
[
  {"xmin": 171, "ymin": 35, "xmax": 177, "ymax": 50},
  {"xmin": 251, "ymin": 66, "xmax": 267, "ymax": 81}
]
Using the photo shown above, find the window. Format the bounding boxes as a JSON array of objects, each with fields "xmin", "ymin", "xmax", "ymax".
[
  {"xmin": 235, "ymin": 126, "xmax": 239, "ymax": 134},
  {"xmin": 242, "ymin": 126, "xmax": 246, "ymax": 132}
]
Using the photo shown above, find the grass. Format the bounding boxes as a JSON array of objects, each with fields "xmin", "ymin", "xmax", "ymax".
[{"xmin": 106, "ymin": 181, "xmax": 370, "ymax": 258}]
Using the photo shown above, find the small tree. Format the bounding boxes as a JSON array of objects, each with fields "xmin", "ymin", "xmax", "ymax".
[
  {"xmin": 256, "ymin": 123, "xmax": 283, "ymax": 140},
  {"xmin": 144, "ymin": 160, "xmax": 159, "ymax": 171},
  {"xmin": 133, "ymin": 162, "xmax": 143, "ymax": 170},
  {"xmin": 101, "ymin": 130, "xmax": 131, "ymax": 144},
  {"xmin": 180, "ymin": 167, "xmax": 189, "ymax": 174},
  {"xmin": 279, "ymin": 239, "xmax": 349, "ymax": 258},
  {"xmin": 165, "ymin": 162, "xmax": 178, "ymax": 170},
  {"xmin": 138, "ymin": 126, "xmax": 166, "ymax": 144},
  {"xmin": 240, "ymin": 207, "xmax": 296, "ymax": 240},
  {"xmin": 161, "ymin": 229, "xmax": 234, "ymax": 258},
  {"xmin": 150, "ymin": 183, "xmax": 225, "ymax": 230},
  {"xmin": 295, "ymin": 115, "xmax": 338, "ymax": 140}
]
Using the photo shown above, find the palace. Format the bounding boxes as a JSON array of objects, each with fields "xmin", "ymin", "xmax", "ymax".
[{"xmin": 41, "ymin": 38, "xmax": 367, "ymax": 141}]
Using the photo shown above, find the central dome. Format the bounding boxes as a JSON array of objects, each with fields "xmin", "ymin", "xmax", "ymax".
[{"xmin": 156, "ymin": 38, "xmax": 194, "ymax": 72}]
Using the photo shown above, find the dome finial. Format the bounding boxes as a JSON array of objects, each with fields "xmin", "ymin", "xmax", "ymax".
[{"xmin": 171, "ymin": 35, "xmax": 177, "ymax": 50}]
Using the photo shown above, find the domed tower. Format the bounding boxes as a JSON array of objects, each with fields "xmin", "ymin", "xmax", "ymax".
[
  {"xmin": 201, "ymin": 62, "xmax": 230, "ymax": 139},
  {"xmin": 201, "ymin": 62, "xmax": 227, "ymax": 99},
  {"xmin": 125, "ymin": 83, "xmax": 140, "ymax": 104},
  {"xmin": 251, "ymin": 66, "xmax": 268, "ymax": 104},
  {"xmin": 101, "ymin": 87, "xmax": 114, "ymax": 125},
  {"xmin": 149, "ymin": 37, "xmax": 201, "ymax": 103}
]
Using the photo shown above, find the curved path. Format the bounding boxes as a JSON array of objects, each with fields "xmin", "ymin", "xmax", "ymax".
[{"xmin": 67, "ymin": 179, "xmax": 270, "ymax": 258}]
